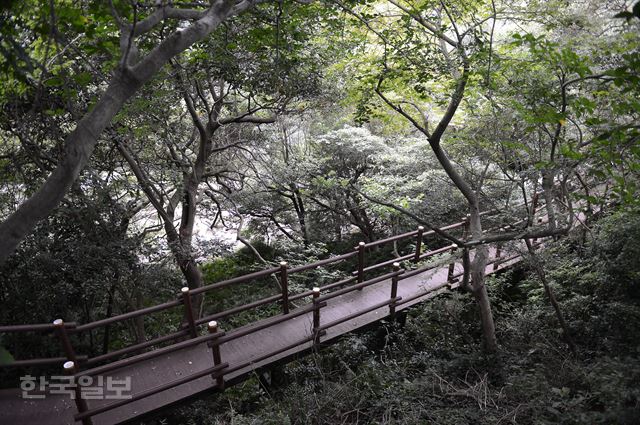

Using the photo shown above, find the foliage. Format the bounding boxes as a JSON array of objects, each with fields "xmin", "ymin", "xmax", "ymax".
[
  {"xmin": 1, "ymin": 0, "xmax": 640, "ymax": 419},
  {"xmin": 161, "ymin": 208, "xmax": 640, "ymax": 424},
  {"xmin": 589, "ymin": 207, "xmax": 640, "ymax": 298}
]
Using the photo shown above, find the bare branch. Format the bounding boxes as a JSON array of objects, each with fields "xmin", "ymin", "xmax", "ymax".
[
  {"xmin": 465, "ymin": 224, "xmax": 571, "ymax": 247},
  {"xmin": 375, "ymin": 75, "xmax": 431, "ymax": 137},
  {"xmin": 353, "ymin": 186, "xmax": 465, "ymax": 246}
]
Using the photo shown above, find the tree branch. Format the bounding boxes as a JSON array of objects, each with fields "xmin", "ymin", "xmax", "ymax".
[
  {"xmin": 386, "ymin": 0, "xmax": 459, "ymax": 47},
  {"xmin": 375, "ymin": 75, "xmax": 431, "ymax": 137},
  {"xmin": 353, "ymin": 186, "xmax": 465, "ymax": 246}
]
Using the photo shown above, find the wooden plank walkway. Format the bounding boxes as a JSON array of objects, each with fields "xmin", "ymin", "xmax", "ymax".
[{"xmin": 0, "ymin": 244, "xmax": 522, "ymax": 425}]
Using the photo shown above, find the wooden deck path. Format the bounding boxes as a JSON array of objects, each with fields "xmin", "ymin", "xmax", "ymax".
[{"xmin": 0, "ymin": 242, "xmax": 523, "ymax": 425}]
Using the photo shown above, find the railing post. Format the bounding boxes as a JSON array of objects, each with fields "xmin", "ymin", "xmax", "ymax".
[
  {"xmin": 279, "ymin": 261, "xmax": 290, "ymax": 315},
  {"xmin": 312, "ymin": 287, "xmax": 321, "ymax": 345},
  {"xmin": 53, "ymin": 319, "xmax": 77, "ymax": 364},
  {"xmin": 63, "ymin": 361, "xmax": 92, "ymax": 425},
  {"xmin": 389, "ymin": 263, "xmax": 400, "ymax": 320},
  {"xmin": 493, "ymin": 244, "xmax": 502, "ymax": 271},
  {"xmin": 181, "ymin": 287, "xmax": 197, "ymax": 338},
  {"xmin": 414, "ymin": 226, "xmax": 424, "ymax": 262},
  {"xmin": 207, "ymin": 321, "xmax": 225, "ymax": 389},
  {"xmin": 447, "ymin": 245, "xmax": 458, "ymax": 283},
  {"xmin": 356, "ymin": 242, "xmax": 365, "ymax": 284}
]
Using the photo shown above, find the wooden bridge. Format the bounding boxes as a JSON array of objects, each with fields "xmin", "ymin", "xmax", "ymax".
[{"xmin": 0, "ymin": 197, "xmax": 552, "ymax": 425}]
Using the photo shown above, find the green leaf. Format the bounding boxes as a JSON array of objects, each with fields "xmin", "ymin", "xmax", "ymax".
[
  {"xmin": 0, "ymin": 345, "xmax": 14, "ymax": 365},
  {"xmin": 560, "ymin": 144, "xmax": 583, "ymax": 160},
  {"xmin": 73, "ymin": 71, "xmax": 92, "ymax": 86},
  {"xmin": 44, "ymin": 76, "xmax": 64, "ymax": 87}
]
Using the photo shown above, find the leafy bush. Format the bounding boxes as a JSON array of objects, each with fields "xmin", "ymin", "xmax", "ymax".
[{"xmin": 589, "ymin": 206, "xmax": 640, "ymax": 299}]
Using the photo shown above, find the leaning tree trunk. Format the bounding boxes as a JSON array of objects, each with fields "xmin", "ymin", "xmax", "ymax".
[
  {"xmin": 525, "ymin": 238, "xmax": 576, "ymax": 354},
  {"xmin": 375, "ymin": 43, "xmax": 498, "ymax": 352},
  {"xmin": 0, "ymin": 71, "xmax": 140, "ymax": 264},
  {"xmin": 428, "ymin": 138, "xmax": 498, "ymax": 353},
  {"xmin": 468, "ymin": 206, "xmax": 498, "ymax": 353}
]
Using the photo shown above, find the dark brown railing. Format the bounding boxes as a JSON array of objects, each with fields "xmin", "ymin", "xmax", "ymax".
[{"xmin": 1, "ymin": 195, "xmax": 548, "ymax": 425}]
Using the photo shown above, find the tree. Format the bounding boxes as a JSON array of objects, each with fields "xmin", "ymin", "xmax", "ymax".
[
  {"xmin": 112, "ymin": 1, "xmax": 327, "ymax": 308},
  {"xmin": 336, "ymin": 0, "xmax": 500, "ymax": 351},
  {"xmin": 116, "ymin": 64, "xmax": 275, "ymax": 295},
  {"xmin": 333, "ymin": 0, "xmax": 638, "ymax": 352},
  {"xmin": 0, "ymin": 0, "xmax": 274, "ymax": 265}
]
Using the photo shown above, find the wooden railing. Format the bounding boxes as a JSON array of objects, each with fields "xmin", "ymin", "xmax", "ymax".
[{"xmin": 0, "ymin": 195, "xmax": 547, "ymax": 424}]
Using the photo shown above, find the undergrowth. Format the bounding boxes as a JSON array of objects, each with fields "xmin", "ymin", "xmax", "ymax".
[{"xmin": 156, "ymin": 208, "xmax": 640, "ymax": 425}]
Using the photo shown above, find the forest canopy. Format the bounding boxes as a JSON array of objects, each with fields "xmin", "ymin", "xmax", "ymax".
[{"xmin": 0, "ymin": 0, "xmax": 639, "ymax": 422}]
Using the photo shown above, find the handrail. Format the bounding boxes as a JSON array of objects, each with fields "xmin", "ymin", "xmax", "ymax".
[
  {"xmin": 400, "ymin": 249, "xmax": 461, "ymax": 280},
  {"xmin": 396, "ymin": 282, "xmax": 450, "ymax": 306},
  {"xmin": 363, "ymin": 229, "xmax": 419, "ymax": 249},
  {"xmin": 318, "ymin": 297, "xmax": 402, "ymax": 331},
  {"xmin": 0, "ymin": 193, "xmax": 549, "ymax": 375},
  {"xmin": 75, "ymin": 333, "xmax": 320, "ymax": 422},
  {"xmin": 317, "ymin": 270, "xmax": 404, "ymax": 303},
  {"xmin": 401, "ymin": 261, "xmax": 443, "ymax": 280},
  {"xmin": 191, "ymin": 266, "xmax": 280, "ymax": 295},
  {"xmin": 0, "ymin": 322, "xmax": 77, "ymax": 332},
  {"xmin": 74, "ymin": 362, "xmax": 230, "ymax": 421},
  {"xmin": 363, "ymin": 220, "xmax": 467, "ymax": 250},
  {"xmin": 85, "ymin": 329, "xmax": 190, "ymax": 366},
  {"xmin": 352, "ymin": 243, "xmax": 456, "ymax": 277},
  {"xmin": 289, "ymin": 276, "xmax": 357, "ymax": 302},
  {"xmin": 418, "ymin": 244, "xmax": 457, "ymax": 260},
  {"xmin": 194, "ymin": 293, "xmax": 283, "ymax": 326},
  {"xmin": 221, "ymin": 334, "xmax": 315, "ymax": 376},
  {"xmin": 77, "ymin": 330, "xmax": 226, "ymax": 378},
  {"xmin": 352, "ymin": 252, "xmax": 415, "ymax": 275},
  {"xmin": 288, "ymin": 251, "xmax": 357, "ymax": 274},
  {"xmin": 74, "ymin": 300, "xmax": 182, "ymax": 332},
  {"xmin": 0, "ymin": 355, "xmax": 88, "ymax": 368},
  {"xmin": 211, "ymin": 302, "xmax": 325, "ymax": 346}
]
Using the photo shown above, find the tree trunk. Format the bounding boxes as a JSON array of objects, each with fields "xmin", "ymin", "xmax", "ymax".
[
  {"xmin": 134, "ymin": 289, "xmax": 146, "ymax": 344},
  {"xmin": 427, "ymin": 141, "xmax": 498, "ymax": 353},
  {"xmin": 468, "ymin": 207, "xmax": 498, "ymax": 353},
  {"xmin": 525, "ymin": 239, "xmax": 576, "ymax": 354},
  {"xmin": 542, "ymin": 170, "xmax": 558, "ymax": 231},
  {"xmin": 177, "ymin": 175, "xmax": 205, "ymax": 301},
  {"xmin": 374, "ymin": 31, "xmax": 499, "ymax": 352},
  {"xmin": 0, "ymin": 71, "xmax": 140, "ymax": 264},
  {"xmin": 167, "ymin": 191, "xmax": 204, "ymax": 321},
  {"xmin": 290, "ymin": 184, "xmax": 310, "ymax": 246}
]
